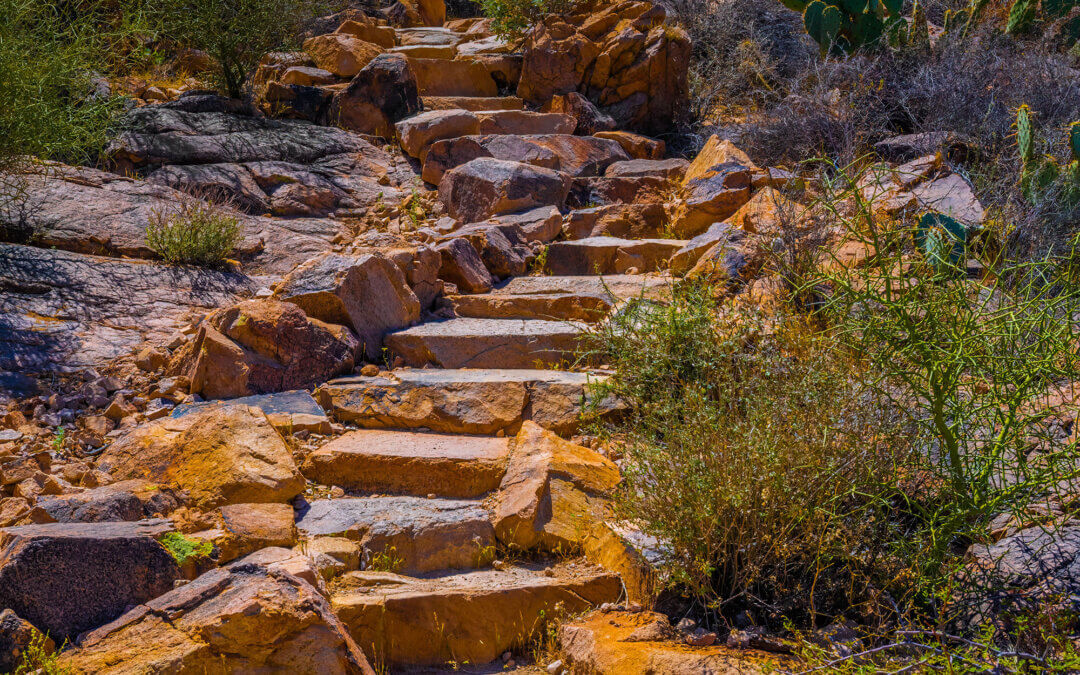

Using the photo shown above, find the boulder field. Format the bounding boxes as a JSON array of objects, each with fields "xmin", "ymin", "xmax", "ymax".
[{"xmin": 0, "ymin": 1, "xmax": 995, "ymax": 672}]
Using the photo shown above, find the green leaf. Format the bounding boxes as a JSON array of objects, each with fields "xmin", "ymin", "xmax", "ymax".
[{"xmin": 805, "ymin": 0, "xmax": 843, "ymax": 52}]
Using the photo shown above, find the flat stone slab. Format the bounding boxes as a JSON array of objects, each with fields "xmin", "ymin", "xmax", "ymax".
[
  {"xmin": 384, "ymin": 318, "xmax": 584, "ymax": 369},
  {"xmin": 422, "ymin": 96, "xmax": 523, "ymax": 111},
  {"xmin": 449, "ymin": 274, "xmax": 671, "ymax": 322},
  {"xmin": 317, "ymin": 368, "xmax": 615, "ymax": 435},
  {"xmin": 295, "ymin": 496, "xmax": 494, "ymax": 574},
  {"xmin": 545, "ymin": 237, "xmax": 687, "ymax": 275},
  {"xmin": 302, "ymin": 430, "xmax": 509, "ymax": 498},
  {"xmin": 174, "ymin": 390, "xmax": 331, "ymax": 434},
  {"xmin": 331, "ymin": 561, "xmax": 621, "ymax": 668}
]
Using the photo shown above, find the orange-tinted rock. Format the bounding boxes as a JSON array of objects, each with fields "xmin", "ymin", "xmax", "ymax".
[
  {"xmin": 396, "ymin": 109, "xmax": 480, "ymax": 159},
  {"xmin": 303, "ymin": 34, "xmax": 384, "ymax": 78},
  {"xmin": 594, "ymin": 130, "xmax": 665, "ymax": 159},
  {"xmin": 559, "ymin": 610, "xmax": 791, "ymax": 674},
  {"xmin": 173, "ymin": 300, "xmax": 359, "ymax": 399},
  {"xmin": 97, "ymin": 404, "xmax": 305, "ymax": 509},
  {"xmin": 407, "ymin": 57, "xmax": 497, "ymax": 97},
  {"xmin": 61, "ymin": 553, "xmax": 374, "ymax": 674},
  {"xmin": 274, "ymin": 253, "xmax": 420, "ymax": 361},
  {"xmin": 328, "ymin": 53, "xmax": 421, "ymax": 138},
  {"xmin": 493, "ymin": 422, "xmax": 620, "ymax": 552},
  {"xmin": 335, "ymin": 19, "xmax": 396, "ymax": 49}
]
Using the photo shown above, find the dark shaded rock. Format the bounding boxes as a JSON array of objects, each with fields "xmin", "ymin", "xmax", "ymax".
[
  {"xmin": 0, "ymin": 520, "xmax": 179, "ymax": 642},
  {"xmin": 541, "ymin": 91, "xmax": 616, "ymax": 135},
  {"xmin": 62, "ymin": 550, "xmax": 375, "ymax": 673},
  {"xmin": 329, "ymin": 54, "xmax": 422, "ymax": 138},
  {"xmin": 0, "ymin": 244, "xmax": 253, "ymax": 373},
  {"xmin": 32, "ymin": 480, "xmax": 182, "ymax": 524}
]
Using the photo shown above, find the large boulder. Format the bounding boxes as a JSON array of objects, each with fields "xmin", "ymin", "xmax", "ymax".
[
  {"xmin": 173, "ymin": 299, "xmax": 359, "ymax": 399},
  {"xmin": 0, "ymin": 520, "xmax": 179, "ymax": 642},
  {"xmin": 395, "ymin": 109, "xmax": 480, "ymax": 159},
  {"xmin": 439, "ymin": 158, "xmax": 571, "ymax": 222},
  {"xmin": 492, "ymin": 421, "xmax": 620, "ymax": 552},
  {"xmin": 31, "ymin": 480, "xmax": 181, "ymax": 524},
  {"xmin": 328, "ymin": 54, "xmax": 422, "ymax": 137},
  {"xmin": 423, "ymin": 134, "xmax": 630, "ymax": 184},
  {"xmin": 671, "ymin": 161, "xmax": 753, "ymax": 238},
  {"xmin": 517, "ymin": 1, "xmax": 690, "ymax": 134},
  {"xmin": 60, "ymin": 551, "xmax": 375, "ymax": 674},
  {"xmin": 274, "ymin": 253, "xmax": 421, "ymax": 361},
  {"xmin": 303, "ymin": 34, "xmax": 384, "ymax": 78},
  {"xmin": 96, "ymin": 404, "xmax": 306, "ymax": 509},
  {"xmin": 389, "ymin": 0, "xmax": 446, "ymax": 27}
]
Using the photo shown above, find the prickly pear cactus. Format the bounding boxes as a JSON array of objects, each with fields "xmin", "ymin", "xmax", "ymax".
[
  {"xmin": 916, "ymin": 212, "xmax": 967, "ymax": 276},
  {"xmin": 782, "ymin": 0, "xmax": 904, "ymax": 53},
  {"xmin": 1007, "ymin": 0, "xmax": 1038, "ymax": 34},
  {"xmin": 1015, "ymin": 104, "xmax": 1080, "ymax": 206}
]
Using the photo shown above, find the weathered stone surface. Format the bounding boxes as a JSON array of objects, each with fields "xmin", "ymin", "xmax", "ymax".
[
  {"xmin": 303, "ymin": 34, "xmax": 384, "ymax": 78},
  {"xmin": 1, "ymin": 164, "xmax": 338, "ymax": 274},
  {"xmin": 475, "ymin": 110, "xmax": 575, "ymax": 136},
  {"xmin": 450, "ymin": 223, "xmax": 529, "ymax": 279},
  {"xmin": 685, "ymin": 228, "xmax": 759, "ymax": 285},
  {"xmin": 486, "ymin": 205, "xmax": 563, "ymax": 243},
  {"xmin": 671, "ymin": 161, "xmax": 753, "ymax": 238},
  {"xmin": 435, "ymin": 237, "xmax": 494, "ymax": 293},
  {"xmin": 873, "ymin": 131, "xmax": 974, "ymax": 163},
  {"xmin": 107, "ymin": 104, "xmax": 368, "ymax": 170},
  {"xmin": 296, "ymin": 496, "xmax": 494, "ymax": 573},
  {"xmin": 212, "ymin": 502, "xmax": 298, "ymax": 562},
  {"xmin": 377, "ymin": 244, "xmax": 443, "ymax": 309},
  {"xmin": 594, "ymin": 130, "xmax": 665, "ymax": 159},
  {"xmin": 385, "ymin": 317, "xmax": 583, "ymax": 369},
  {"xmin": 422, "ymin": 95, "xmax": 523, "ymax": 111},
  {"xmin": 407, "ymin": 57, "xmax": 497, "ymax": 97},
  {"xmin": 493, "ymin": 421, "xmax": 619, "ymax": 552},
  {"xmin": 275, "ymin": 253, "xmax": 420, "ymax": 360},
  {"xmin": 517, "ymin": 4, "xmax": 689, "ymax": 134},
  {"xmin": 545, "ymin": 236, "xmax": 686, "ymax": 275},
  {"xmin": 559, "ymin": 610, "xmax": 789, "ymax": 674},
  {"xmin": 302, "ymin": 430, "xmax": 509, "ymax": 497},
  {"xmin": 316, "ymin": 367, "xmax": 615, "ymax": 435},
  {"xmin": 281, "ymin": 66, "xmax": 337, "ymax": 86},
  {"xmin": 335, "ymin": 19, "xmax": 396, "ymax": 49},
  {"xmin": 32, "ymin": 480, "xmax": 181, "ymax": 524},
  {"xmin": 0, "ymin": 520, "xmax": 179, "ymax": 641},
  {"xmin": 0, "ymin": 609, "xmax": 51, "ymax": 673},
  {"xmin": 61, "ymin": 552, "xmax": 374, "ymax": 674},
  {"xmin": 389, "ymin": 0, "xmax": 446, "ymax": 27},
  {"xmin": 562, "ymin": 203, "xmax": 666, "ymax": 240},
  {"xmin": 331, "ymin": 562, "xmax": 621, "ymax": 667},
  {"xmin": 174, "ymin": 389, "xmax": 332, "ymax": 435},
  {"xmin": 396, "ymin": 109, "xmax": 480, "ymax": 159},
  {"xmin": 670, "ymin": 222, "xmax": 739, "ymax": 275},
  {"xmin": 542, "ymin": 91, "xmax": 617, "ymax": 135},
  {"xmin": 606, "ymin": 158, "xmax": 687, "ymax": 181},
  {"xmin": 910, "ymin": 173, "xmax": 985, "ymax": 226},
  {"xmin": 328, "ymin": 53, "xmax": 421, "ymax": 137},
  {"xmin": 173, "ymin": 300, "xmax": 359, "ymax": 399},
  {"xmin": 423, "ymin": 134, "xmax": 629, "ymax": 184},
  {"xmin": 97, "ymin": 404, "xmax": 305, "ymax": 508},
  {"xmin": 0, "ymin": 244, "xmax": 253, "ymax": 373},
  {"xmin": 447, "ymin": 273, "xmax": 666, "ymax": 322},
  {"xmin": 439, "ymin": 158, "xmax": 571, "ymax": 222}
]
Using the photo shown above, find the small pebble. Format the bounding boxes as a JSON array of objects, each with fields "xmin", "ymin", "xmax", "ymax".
[{"xmin": 546, "ymin": 660, "xmax": 563, "ymax": 674}]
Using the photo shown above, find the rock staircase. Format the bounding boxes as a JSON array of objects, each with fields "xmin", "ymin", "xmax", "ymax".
[{"xmin": 274, "ymin": 17, "xmax": 692, "ymax": 671}]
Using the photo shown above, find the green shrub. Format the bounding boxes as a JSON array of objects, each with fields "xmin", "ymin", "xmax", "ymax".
[
  {"xmin": 145, "ymin": 196, "xmax": 242, "ymax": 267},
  {"xmin": 810, "ymin": 160, "xmax": 1080, "ymax": 591},
  {"xmin": 481, "ymin": 0, "xmax": 574, "ymax": 41},
  {"xmin": 584, "ymin": 282, "xmax": 907, "ymax": 621},
  {"xmin": 151, "ymin": 0, "xmax": 334, "ymax": 98},
  {"xmin": 158, "ymin": 532, "xmax": 214, "ymax": 565},
  {"xmin": 12, "ymin": 629, "xmax": 68, "ymax": 675}
]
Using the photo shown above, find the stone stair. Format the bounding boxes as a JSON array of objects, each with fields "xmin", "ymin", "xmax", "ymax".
[{"xmin": 287, "ymin": 16, "xmax": 685, "ymax": 672}]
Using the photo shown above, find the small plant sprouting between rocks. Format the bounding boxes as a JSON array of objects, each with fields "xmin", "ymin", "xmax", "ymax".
[
  {"xmin": 366, "ymin": 546, "xmax": 404, "ymax": 573},
  {"xmin": 12, "ymin": 629, "xmax": 68, "ymax": 675},
  {"xmin": 481, "ymin": 0, "xmax": 574, "ymax": 41},
  {"xmin": 158, "ymin": 532, "xmax": 214, "ymax": 566},
  {"xmin": 145, "ymin": 195, "xmax": 242, "ymax": 267}
]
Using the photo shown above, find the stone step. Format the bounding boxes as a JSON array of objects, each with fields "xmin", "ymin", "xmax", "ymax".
[
  {"xmin": 395, "ymin": 27, "xmax": 465, "ymax": 47},
  {"xmin": 302, "ymin": 429, "xmax": 509, "ymax": 498},
  {"xmin": 407, "ymin": 57, "xmax": 497, "ymax": 97},
  {"xmin": 316, "ymin": 368, "xmax": 618, "ymax": 435},
  {"xmin": 544, "ymin": 237, "xmax": 688, "ymax": 275},
  {"xmin": 330, "ymin": 561, "xmax": 621, "ymax": 668},
  {"xmin": 384, "ymin": 318, "xmax": 584, "ymax": 369},
  {"xmin": 296, "ymin": 496, "xmax": 494, "ymax": 574},
  {"xmin": 422, "ymin": 95, "xmax": 523, "ymax": 111},
  {"xmin": 447, "ymin": 274, "xmax": 671, "ymax": 322},
  {"xmin": 389, "ymin": 44, "xmax": 455, "ymax": 59}
]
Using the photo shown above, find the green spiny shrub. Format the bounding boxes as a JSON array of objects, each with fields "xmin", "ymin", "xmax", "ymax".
[
  {"xmin": 145, "ymin": 195, "xmax": 242, "ymax": 267},
  {"xmin": 1016, "ymin": 103, "xmax": 1080, "ymax": 206}
]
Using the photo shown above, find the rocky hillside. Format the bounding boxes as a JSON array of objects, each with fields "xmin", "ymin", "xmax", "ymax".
[{"xmin": 3, "ymin": 0, "xmax": 1080, "ymax": 671}]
